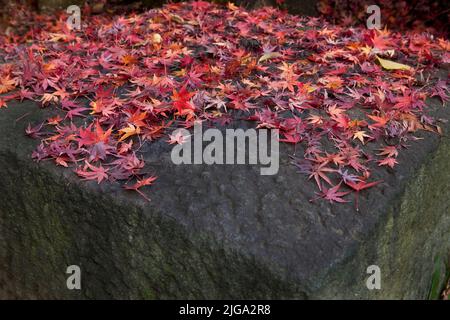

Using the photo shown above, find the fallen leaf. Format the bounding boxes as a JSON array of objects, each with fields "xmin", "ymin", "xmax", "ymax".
[
  {"xmin": 258, "ymin": 52, "xmax": 282, "ymax": 64},
  {"xmin": 376, "ymin": 56, "xmax": 412, "ymax": 71}
]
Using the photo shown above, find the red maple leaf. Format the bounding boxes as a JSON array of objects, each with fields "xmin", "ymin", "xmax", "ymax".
[
  {"xmin": 312, "ymin": 182, "xmax": 350, "ymax": 203},
  {"xmin": 345, "ymin": 179, "xmax": 383, "ymax": 211},
  {"xmin": 378, "ymin": 157, "xmax": 398, "ymax": 168},
  {"xmin": 172, "ymin": 86, "xmax": 195, "ymax": 116},
  {"xmin": 75, "ymin": 162, "xmax": 109, "ymax": 184},
  {"xmin": 124, "ymin": 176, "xmax": 158, "ymax": 201},
  {"xmin": 77, "ymin": 122, "xmax": 112, "ymax": 148}
]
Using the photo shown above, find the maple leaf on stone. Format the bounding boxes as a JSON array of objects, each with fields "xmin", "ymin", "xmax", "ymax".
[
  {"xmin": 430, "ymin": 80, "xmax": 449, "ymax": 104},
  {"xmin": 98, "ymin": 51, "xmax": 113, "ymax": 69},
  {"xmin": 167, "ymin": 131, "xmax": 189, "ymax": 145},
  {"xmin": 307, "ymin": 161, "xmax": 337, "ymax": 191},
  {"xmin": 377, "ymin": 146, "xmax": 398, "ymax": 158},
  {"xmin": 25, "ymin": 122, "xmax": 45, "ymax": 138},
  {"xmin": 368, "ymin": 114, "xmax": 390, "ymax": 129},
  {"xmin": 307, "ymin": 115, "xmax": 323, "ymax": 126},
  {"xmin": 121, "ymin": 54, "xmax": 139, "ymax": 66},
  {"xmin": 378, "ymin": 157, "xmax": 398, "ymax": 168},
  {"xmin": 318, "ymin": 75, "xmax": 343, "ymax": 90},
  {"xmin": 394, "ymin": 91, "xmax": 425, "ymax": 112},
  {"xmin": 18, "ymin": 89, "xmax": 35, "ymax": 101},
  {"xmin": 89, "ymin": 99, "xmax": 116, "ymax": 117},
  {"xmin": 65, "ymin": 105, "xmax": 89, "ymax": 120},
  {"xmin": 55, "ymin": 156, "xmax": 70, "ymax": 168},
  {"xmin": 0, "ymin": 76, "xmax": 16, "ymax": 94},
  {"xmin": 312, "ymin": 182, "xmax": 350, "ymax": 203},
  {"xmin": 77, "ymin": 122, "xmax": 114, "ymax": 161},
  {"xmin": 47, "ymin": 115, "xmax": 63, "ymax": 126},
  {"xmin": 125, "ymin": 110, "xmax": 148, "ymax": 128},
  {"xmin": 124, "ymin": 176, "xmax": 158, "ymax": 202},
  {"xmin": 172, "ymin": 86, "xmax": 195, "ymax": 116},
  {"xmin": 345, "ymin": 87, "xmax": 364, "ymax": 101},
  {"xmin": 327, "ymin": 104, "xmax": 345, "ymax": 117},
  {"xmin": 75, "ymin": 162, "xmax": 109, "ymax": 184},
  {"xmin": 337, "ymin": 168, "xmax": 360, "ymax": 184},
  {"xmin": 353, "ymin": 130, "xmax": 371, "ymax": 144},
  {"xmin": 118, "ymin": 124, "xmax": 141, "ymax": 142},
  {"xmin": 279, "ymin": 133, "xmax": 302, "ymax": 144},
  {"xmin": 117, "ymin": 140, "xmax": 133, "ymax": 155},
  {"xmin": 40, "ymin": 92, "xmax": 59, "ymax": 105},
  {"xmin": 370, "ymin": 32, "xmax": 391, "ymax": 51},
  {"xmin": 78, "ymin": 122, "xmax": 112, "ymax": 147},
  {"xmin": 345, "ymin": 179, "xmax": 383, "ymax": 211},
  {"xmin": 185, "ymin": 68, "xmax": 204, "ymax": 87}
]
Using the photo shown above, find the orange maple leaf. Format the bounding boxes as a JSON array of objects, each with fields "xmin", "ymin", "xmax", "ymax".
[{"xmin": 0, "ymin": 76, "xmax": 16, "ymax": 94}]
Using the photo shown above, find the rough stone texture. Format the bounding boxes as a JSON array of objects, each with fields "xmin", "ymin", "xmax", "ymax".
[{"xmin": 0, "ymin": 80, "xmax": 449, "ymax": 299}]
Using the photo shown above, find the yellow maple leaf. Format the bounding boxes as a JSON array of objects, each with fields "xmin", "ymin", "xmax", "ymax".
[
  {"xmin": 41, "ymin": 92, "xmax": 59, "ymax": 104},
  {"xmin": 360, "ymin": 45, "xmax": 373, "ymax": 57},
  {"xmin": 353, "ymin": 130, "xmax": 371, "ymax": 144},
  {"xmin": 173, "ymin": 68, "xmax": 186, "ymax": 77},
  {"xmin": 118, "ymin": 124, "xmax": 141, "ymax": 142}
]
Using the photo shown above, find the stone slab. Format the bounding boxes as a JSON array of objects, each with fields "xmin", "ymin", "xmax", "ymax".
[{"xmin": 0, "ymin": 80, "xmax": 449, "ymax": 298}]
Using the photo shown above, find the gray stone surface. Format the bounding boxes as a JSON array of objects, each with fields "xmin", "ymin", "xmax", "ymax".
[{"xmin": 0, "ymin": 88, "xmax": 449, "ymax": 299}]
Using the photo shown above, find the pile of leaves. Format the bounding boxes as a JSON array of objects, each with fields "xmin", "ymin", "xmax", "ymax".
[
  {"xmin": 0, "ymin": 1, "xmax": 448, "ymax": 205},
  {"xmin": 317, "ymin": 0, "xmax": 450, "ymax": 38}
]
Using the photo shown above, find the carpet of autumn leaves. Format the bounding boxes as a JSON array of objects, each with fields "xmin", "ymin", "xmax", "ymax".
[{"xmin": 0, "ymin": 1, "xmax": 448, "ymax": 204}]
